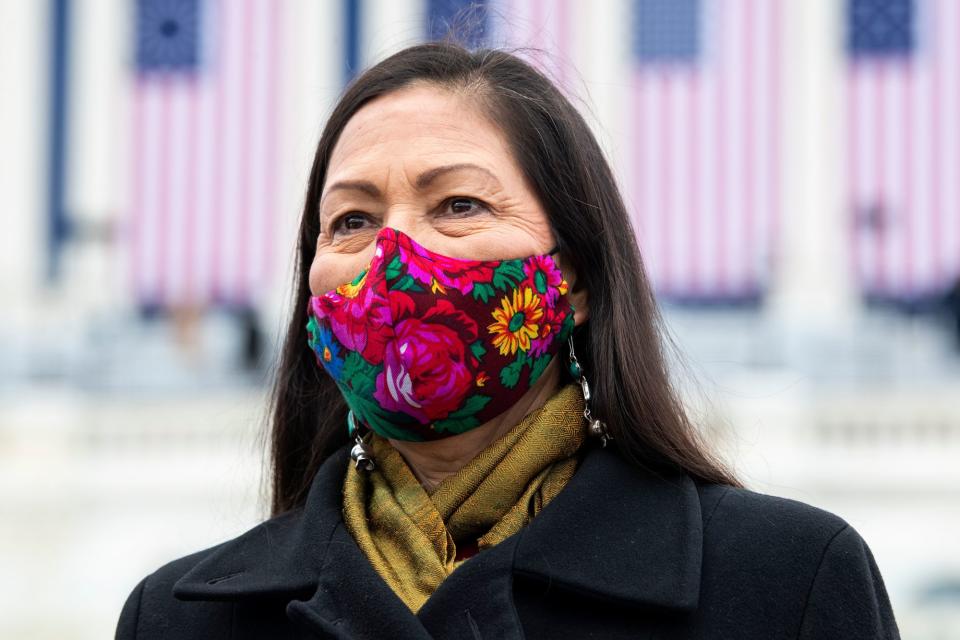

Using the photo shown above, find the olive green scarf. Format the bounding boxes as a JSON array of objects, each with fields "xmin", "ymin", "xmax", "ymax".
[{"xmin": 341, "ymin": 383, "xmax": 587, "ymax": 613}]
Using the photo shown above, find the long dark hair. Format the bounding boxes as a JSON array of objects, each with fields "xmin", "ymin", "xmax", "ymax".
[{"xmin": 266, "ymin": 41, "xmax": 740, "ymax": 516}]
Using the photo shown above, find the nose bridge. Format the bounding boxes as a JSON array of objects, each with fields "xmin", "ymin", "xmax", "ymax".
[
  {"xmin": 375, "ymin": 161, "xmax": 439, "ymax": 247},
  {"xmin": 380, "ymin": 204, "xmax": 432, "ymax": 248}
]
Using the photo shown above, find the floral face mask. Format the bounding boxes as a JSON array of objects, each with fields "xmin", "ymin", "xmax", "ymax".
[{"xmin": 306, "ymin": 227, "xmax": 575, "ymax": 441}]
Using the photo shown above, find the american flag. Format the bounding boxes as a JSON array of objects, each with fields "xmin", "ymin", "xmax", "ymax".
[
  {"xmin": 846, "ymin": 0, "xmax": 960, "ymax": 301},
  {"xmin": 629, "ymin": 0, "xmax": 783, "ymax": 301},
  {"xmin": 125, "ymin": 0, "xmax": 283, "ymax": 308}
]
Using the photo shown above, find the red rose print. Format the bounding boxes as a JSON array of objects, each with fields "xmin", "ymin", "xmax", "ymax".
[{"xmin": 373, "ymin": 299, "xmax": 478, "ymax": 422}]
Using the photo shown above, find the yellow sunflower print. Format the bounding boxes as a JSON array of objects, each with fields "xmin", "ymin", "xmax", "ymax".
[{"xmin": 487, "ymin": 287, "xmax": 544, "ymax": 356}]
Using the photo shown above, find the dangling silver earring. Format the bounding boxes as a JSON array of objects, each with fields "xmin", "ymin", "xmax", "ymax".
[
  {"xmin": 567, "ymin": 336, "xmax": 612, "ymax": 447},
  {"xmin": 347, "ymin": 410, "xmax": 375, "ymax": 471}
]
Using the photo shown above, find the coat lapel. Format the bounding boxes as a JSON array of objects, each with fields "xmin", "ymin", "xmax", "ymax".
[
  {"xmin": 173, "ymin": 441, "xmax": 704, "ymax": 639},
  {"xmin": 172, "ymin": 445, "xmax": 429, "ymax": 639},
  {"xmin": 285, "ymin": 522, "xmax": 433, "ymax": 639},
  {"xmin": 512, "ymin": 444, "xmax": 703, "ymax": 612},
  {"xmin": 416, "ymin": 533, "xmax": 526, "ymax": 639}
]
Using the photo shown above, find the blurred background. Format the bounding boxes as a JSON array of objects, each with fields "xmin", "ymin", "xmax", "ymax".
[{"xmin": 2, "ymin": 0, "xmax": 959, "ymax": 637}]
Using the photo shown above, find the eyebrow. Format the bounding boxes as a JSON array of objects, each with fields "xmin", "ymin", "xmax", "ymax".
[{"xmin": 321, "ymin": 163, "xmax": 501, "ymax": 204}]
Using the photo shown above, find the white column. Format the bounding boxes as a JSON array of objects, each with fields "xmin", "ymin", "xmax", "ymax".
[
  {"xmin": 60, "ymin": 0, "xmax": 132, "ymax": 315},
  {"xmin": 574, "ymin": 0, "xmax": 634, "ymax": 192},
  {"xmin": 767, "ymin": 0, "xmax": 858, "ymax": 330},
  {"xmin": 67, "ymin": 0, "xmax": 128, "ymax": 234},
  {"xmin": 364, "ymin": 0, "xmax": 425, "ymax": 63},
  {"xmin": 0, "ymin": 0, "xmax": 47, "ymax": 323}
]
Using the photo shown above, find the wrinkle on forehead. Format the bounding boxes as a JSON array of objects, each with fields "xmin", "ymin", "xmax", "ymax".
[{"xmin": 322, "ymin": 84, "xmax": 519, "ymax": 195}]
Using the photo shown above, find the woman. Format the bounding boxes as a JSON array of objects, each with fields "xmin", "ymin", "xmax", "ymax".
[{"xmin": 116, "ymin": 42, "xmax": 900, "ymax": 639}]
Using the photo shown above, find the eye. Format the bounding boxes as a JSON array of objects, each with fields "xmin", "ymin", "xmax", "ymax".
[
  {"xmin": 330, "ymin": 212, "xmax": 372, "ymax": 235},
  {"xmin": 442, "ymin": 196, "xmax": 489, "ymax": 217}
]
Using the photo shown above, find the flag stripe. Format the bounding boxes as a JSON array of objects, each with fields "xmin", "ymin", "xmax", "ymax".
[
  {"xmin": 235, "ymin": 0, "xmax": 256, "ymax": 303},
  {"xmin": 845, "ymin": 50, "xmax": 860, "ymax": 289},
  {"xmin": 929, "ymin": 1, "xmax": 944, "ymax": 286},
  {"xmin": 216, "ymin": 0, "xmax": 243, "ymax": 303},
  {"xmin": 874, "ymin": 63, "xmax": 888, "ymax": 292},
  {"xmin": 182, "ymin": 74, "xmax": 200, "ymax": 304},
  {"xmin": 497, "ymin": 0, "xmax": 577, "ymax": 93},
  {"xmin": 659, "ymin": 72, "xmax": 673, "ymax": 288},
  {"xmin": 165, "ymin": 80, "xmax": 189, "ymax": 303},
  {"xmin": 687, "ymin": 69, "xmax": 702, "ymax": 294},
  {"xmin": 947, "ymin": 0, "xmax": 960, "ymax": 281},
  {"xmin": 713, "ymin": 2, "xmax": 730, "ymax": 295},
  {"xmin": 768, "ymin": 0, "xmax": 782, "ymax": 289},
  {"xmin": 259, "ymin": 1, "xmax": 282, "ymax": 299}
]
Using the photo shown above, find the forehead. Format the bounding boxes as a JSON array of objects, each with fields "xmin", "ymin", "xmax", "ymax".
[{"xmin": 324, "ymin": 84, "xmax": 519, "ymax": 187}]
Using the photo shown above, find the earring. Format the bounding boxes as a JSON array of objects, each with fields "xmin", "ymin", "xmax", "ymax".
[
  {"xmin": 347, "ymin": 410, "xmax": 375, "ymax": 471},
  {"xmin": 567, "ymin": 336, "xmax": 612, "ymax": 447}
]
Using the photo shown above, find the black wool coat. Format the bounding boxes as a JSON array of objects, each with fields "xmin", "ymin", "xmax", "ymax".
[{"xmin": 116, "ymin": 442, "xmax": 901, "ymax": 639}]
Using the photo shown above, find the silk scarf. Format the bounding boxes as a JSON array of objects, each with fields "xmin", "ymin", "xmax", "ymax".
[{"xmin": 341, "ymin": 382, "xmax": 587, "ymax": 612}]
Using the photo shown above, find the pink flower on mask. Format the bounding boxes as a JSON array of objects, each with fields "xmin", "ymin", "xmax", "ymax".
[
  {"xmin": 310, "ymin": 268, "xmax": 393, "ymax": 365},
  {"xmin": 522, "ymin": 254, "xmax": 569, "ymax": 307},
  {"xmin": 389, "ymin": 229, "xmax": 496, "ymax": 295},
  {"xmin": 528, "ymin": 305, "xmax": 562, "ymax": 357},
  {"xmin": 374, "ymin": 299, "xmax": 478, "ymax": 422}
]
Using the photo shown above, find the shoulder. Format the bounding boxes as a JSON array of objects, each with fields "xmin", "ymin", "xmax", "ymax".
[
  {"xmin": 696, "ymin": 481, "xmax": 850, "ymax": 545},
  {"xmin": 115, "ymin": 449, "xmax": 350, "ymax": 638},
  {"xmin": 693, "ymin": 481, "xmax": 900, "ymax": 639},
  {"xmin": 115, "ymin": 543, "xmax": 234, "ymax": 640},
  {"xmin": 695, "ymin": 480, "xmax": 855, "ymax": 575},
  {"xmin": 114, "ymin": 505, "xmax": 307, "ymax": 639}
]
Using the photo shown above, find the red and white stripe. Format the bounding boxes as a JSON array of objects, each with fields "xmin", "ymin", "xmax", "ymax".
[
  {"xmin": 126, "ymin": 0, "xmax": 283, "ymax": 307},
  {"xmin": 847, "ymin": 0, "xmax": 960, "ymax": 299},
  {"xmin": 492, "ymin": 0, "xmax": 577, "ymax": 92},
  {"xmin": 630, "ymin": 0, "xmax": 782, "ymax": 299}
]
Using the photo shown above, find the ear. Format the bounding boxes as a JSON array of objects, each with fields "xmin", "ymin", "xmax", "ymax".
[{"xmin": 554, "ymin": 253, "xmax": 589, "ymax": 327}]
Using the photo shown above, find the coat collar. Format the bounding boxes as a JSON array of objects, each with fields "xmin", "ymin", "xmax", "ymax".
[{"xmin": 174, "ymin": 441, "xmax": 703, "ymax": 633}]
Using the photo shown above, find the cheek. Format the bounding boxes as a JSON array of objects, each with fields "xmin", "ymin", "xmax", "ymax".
[
  {"xmin": 308, "ymin": 252, "xmax": 372, "ymax": 295},
  {"xmin": 307, "ymin": 259, "xmax": 325, "ymax": 296}
]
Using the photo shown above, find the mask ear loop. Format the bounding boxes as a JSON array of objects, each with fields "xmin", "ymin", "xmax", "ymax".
[
  {"xmin": 567, "ymin": 335, "xmax": 612, "ymax": 447},
  {"xmin": 347, "ymin": 410, "xmax": 376, "ymax": 471}
]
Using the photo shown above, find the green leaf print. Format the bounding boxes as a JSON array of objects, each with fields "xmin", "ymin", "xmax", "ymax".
[
  {"xmin": 340, "ymin": 352, "xmax": 379, "ymax": 396},
  {"xmin": 469, "ymin": 340, "xmax": 487, "ymax": 360},
  {"xmin": 350, "ymin": 269, "xmax": 367, "ymax": 286},
  {"xmin": 558, "ymin": 311, "xmax": 575, "ymax": 341},
  {"xmin": 432, "ymin": 415, "xmax": 480, "ymax": 435},
  {"xmin": 534, "ymin": 269, "xmax": 549, "ymax": 294},
  {"xmin": 393, "ymin": 274, "xmax": 425, "ymax": 292},
  {"xmin": 338, "ymin": 356, "xmax": 418, "ymax": 441},
  {"xmin": 529, "ymin": 354, "xmax": 552, "ymax": 384},
  {"xmin": 491, "ymin": 260, "xmax": 526, "ymax": 291},
  {"xmin": 471, "ymin": 282, "xmax": 496, "ymax": 303},
  {"xmin": 385, "ymin": 255, "xmax": 403, "ymax": 280},
  {"xmin": 500, "ymin": 359, "xmax": 524, "ymax": 388},
  {"xmin": 433, "ymin": 396, "xmax": 493, "ymax": 434},
  {"xmin": 350, "ymin": 392, "xmax": 415, "ymax": 441},
  {"xmin": 445, "ymin": 394, "xmax": 492, "ymax": 420}
]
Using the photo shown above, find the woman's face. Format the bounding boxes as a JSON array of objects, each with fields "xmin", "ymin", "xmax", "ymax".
[{"xmin": 309, "ymin": 83, "xmax": 587, "ymax": 325}]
